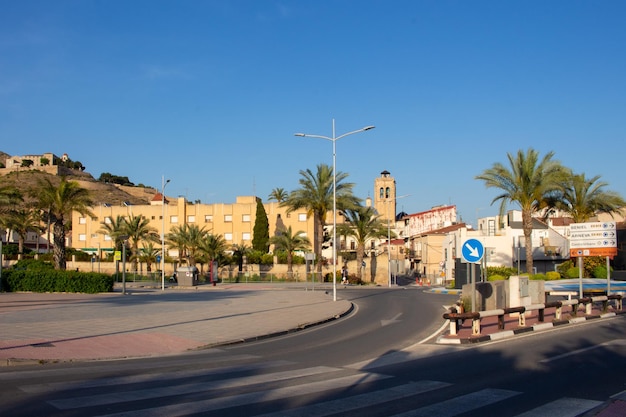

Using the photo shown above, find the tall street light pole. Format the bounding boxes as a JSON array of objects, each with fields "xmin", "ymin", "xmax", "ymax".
[
  {"xmin": 295, "ymin": 119, "xmax": 375, "ymax": 301},
  {"xmin": 387, "ymin": 194, "xmax": 410, "ymax": 287},
  {"xmin": 161, "ymin": 176, "xmax": 170, "ymax": 291}
]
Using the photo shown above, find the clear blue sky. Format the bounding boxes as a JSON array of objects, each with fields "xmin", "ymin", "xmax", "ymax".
[{"xmin": 2, "ymin": 1, "xmax": 625, "ymax": 226}]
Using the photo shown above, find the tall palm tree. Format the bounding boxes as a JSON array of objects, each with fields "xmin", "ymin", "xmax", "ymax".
[
  {"xmin": 269, "ymin": 225, "xmax": 311, "ymax": 279},
  {"xmin": 0, "ymin": 208, "xmax": 42, "ymax": 259},
  {"xmin": 268, "ymin": 188, "xmax": 288, "ymax": 203},
  {"xmin": 33, "ymin": 177, "xmax": 93, "ymax": 270},
  {"xmin": 552, "ymin": 173, "xmax": 626, "ymax": 223},
  {"xmin": 166, "ymin": 224, "xmax": 209, "ymax": 266},
  {"xmin": 337, "ymin": 206, "xmax": 388, "ymax": 282},
  {"xmin": 476, "ymin": 148, "xmax": 569, "ymax": 274},
  {"xmin": 122, "ymin": 214, "xmax": 159, "ymax": 271},
  {"xmin": 98, "ymin": 215, "xmax": 128, "ymax": 251},
  {"xmin": 281, "ymin": 164, "xmax": 360, "ymax": 276}
]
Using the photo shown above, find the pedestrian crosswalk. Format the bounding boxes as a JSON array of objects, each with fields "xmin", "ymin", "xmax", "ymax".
[{"xmin": 10, "ymin": 359, "xmax": 606, "ymax": 417}]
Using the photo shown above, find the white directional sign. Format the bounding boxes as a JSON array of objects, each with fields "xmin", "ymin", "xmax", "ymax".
[{"xmin": 569, "ymin": 221, "xmax": 617, "ymax": 257}]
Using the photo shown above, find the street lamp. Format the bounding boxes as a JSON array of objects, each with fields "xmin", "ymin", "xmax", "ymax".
[
  {"xmin": 387, "ymin": 194, "xmax": 410, "ymax": 287},
  {"xmin": 295, "ymin": 119, "xmax": 375, "ymax": 301},
  {"xmin": 161, "ymin": 176, "xmax": 170, "ymax": 291},
  {"xmin": 119, "ymin": 235, "xmax": 129, "ymax": 295}
]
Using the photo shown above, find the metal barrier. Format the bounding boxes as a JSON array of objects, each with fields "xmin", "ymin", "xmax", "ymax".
[{"xmin": 443, "ymin": 294, "xmax": 623, "ymax": 336}]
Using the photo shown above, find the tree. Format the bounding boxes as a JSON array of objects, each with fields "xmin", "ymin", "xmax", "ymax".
[
  {"xmin": 122, "ymin": 214, "xmax": 159, "ymax": 271},
  {"xmin": 166, "ymin": 224, "xmax": 209, "ymax": 266},
  {"xmin": 98, "ymin": 215, "xmax": 128, "ymax": 251},
  {"xmin": 252, "ymin": 198, "xmax": 269, "ymax": 252},
  {"xmin": 198, "ymin": 233, "xmax": 229, "ymax": 275},
  {"xmin": 231, "ymin": 243, "xmax": 250, "ymax": 275},
  {"xmin": 0, "ymin": 208, "xmax": 42, "ymax": 259},
  {"xmin": 269, "ymin": 226, "xmax": 311, "ymax": 279},
  {"xmin": 33, "ymin": 177, "xmax": 93, "ymax": 269},
  {"xmin": 551, "ymin": 173, "xmax": 626, "ymax": 223},
  {"xmin": 337, "ymin": 206, "xmax": 388, "ymax": 282},
  {"xmin": 0, "ymin": 185, "xmax": 22, "ymax": 209},
  {"xmin": 281, "ymin": 164, "xmax": 360, "ymax": 276},
  {"xmin": 136, "ymin": 242, "xmax": 160, "ymax": 272},
  {"xmin": 476, "ymin": 148, "xmax": 569, "ymax": 274},
  {"xmin": 268, "ymin": 187, "xmax": 288, "ymax": 203}
]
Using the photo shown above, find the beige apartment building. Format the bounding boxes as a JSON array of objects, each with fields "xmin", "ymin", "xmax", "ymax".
[{"xmin": 71, "ymin": 195, "xmax": 315, "ymax": 259}]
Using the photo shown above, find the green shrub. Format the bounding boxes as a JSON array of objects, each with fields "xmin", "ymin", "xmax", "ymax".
[
  {"xmin": 545, "ymin": 271, "xmax": 560, "ymax": 281},
  {"xmin": 592, "ymin": 266, "xmax": 608, "ymax": 279},
  {"xmin": 12, "ymin": 258, "xmax": 54, "ymax": 271},
  {"xmin": 566, "ymin": 267, "xmax": 580, "ymax": 278},
  {"xmin": 3, "ymin": 269, "xmax": 114, "ymax": 293},
  {"xmin": 531, "ymin": 273, "xmax": 546, "ymax": 281},
  {"xmin": 486, "ymin": 266, "xmax": 517, "ymax": 280},
  {"xmin": 487, "ymin": 274, "xmax": 506, "ymax": 281}
]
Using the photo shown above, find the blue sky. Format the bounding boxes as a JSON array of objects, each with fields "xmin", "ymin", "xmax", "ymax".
[{"xmin": 2, "ymin": 1, "xmax": 625, "ymax": 227}]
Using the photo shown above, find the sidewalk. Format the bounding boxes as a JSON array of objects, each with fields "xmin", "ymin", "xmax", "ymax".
[{"xmin": 0, "ymin": 283, "xmax": 352, "ymax": 366}]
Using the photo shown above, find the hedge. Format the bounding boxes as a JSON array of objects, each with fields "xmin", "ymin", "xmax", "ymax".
[{"xmin": 2, "ymin": 269, "xmax": 115, "ymax": 293}]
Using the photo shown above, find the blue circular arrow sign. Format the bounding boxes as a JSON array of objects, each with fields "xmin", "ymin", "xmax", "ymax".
[{"xmin": 462, "ymin": 238, "xmax": 484, "ymax": 263}]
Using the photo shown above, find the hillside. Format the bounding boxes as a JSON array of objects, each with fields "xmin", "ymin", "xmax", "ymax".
[{"xmin": 0, "ymin": 169, "xmax": 157, "ymax": 207}]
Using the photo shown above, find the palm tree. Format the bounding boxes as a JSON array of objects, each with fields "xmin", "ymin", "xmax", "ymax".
[
  {"xmin": 98, "ymin": 215, "xmax": 128, "ymax": 251},
  {"xmin": 231, "ymin": 243, "xmax": 250, "ymax": 276},
  {"xmin": 552, "ymin": 173, "xmax": 625, "ymax": 223},
  {"xmin": 269, "ymin": 226, "xmax": 311, "ymax": 280},
  {"xmin": 337, "ymin": 206, "xmax": 388, "ymax": 282},
  {"xmin": 122, "ymin": 214, "xmax": 159, "ymax": 271},
  {"xmin": 0, "ymin": 208, "xmax": 42, "ymax": 259},
  {"xmin": 0, "ymin": 185, "xmax": 22, "ymax": 209},
  {"xmin": 166, "ymin": 224, "xmax": 209, "ymax": 266},
  {"xmin": 268, "ymin": 187, "xmax": 288, "ymax": 203},
  {"xmin": 198, "ymin": 233, "xmax": 229, "ymax": 279},
  {"xmin": 136, "ymin": 241, "xmax": 161, "ymax": 273},
  {"xmin": 33, "ymin": 177, "xmax": 93, "ymax": 269},
  {"xmin": 281, "ymin": 164, "xmax": 360, "ymax": 276},
  {"xmin": 476, "ymin": 148, "xmax": 569, "ymax": 274}
]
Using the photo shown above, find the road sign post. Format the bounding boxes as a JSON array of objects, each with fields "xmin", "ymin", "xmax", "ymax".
[{"xmin": 462, "ymin": 239, "xmax": 484, "ymax": 312}]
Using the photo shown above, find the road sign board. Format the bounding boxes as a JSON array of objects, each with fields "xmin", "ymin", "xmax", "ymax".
[
  {"xmin": 462, "ymin": 238, "xmax": 484, "ymax": 263},
  {"xmin": 569, "ymin": 221, "xmax": 618, "ymax": 257}
]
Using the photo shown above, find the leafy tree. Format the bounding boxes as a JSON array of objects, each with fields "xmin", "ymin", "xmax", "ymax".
[
  {"xmin": 98, "ymin": 215, "xmax": 128, "ymax": 251},
  {"xmin": 268, "ymin": 187, "xmax": 288, "ymax": 203},
  {"xmin": 281, "ymin": 164, "xmax": 360, "ymax": 276},
  {"xmin": 269, "ymin": 226, "xmax": 311, "ymax": 279},
  {"xmin": 252, "ymin": 198, "xmax": 269, "ymax": 253},
  {"xmin": 21, "ymin": 159, "xmax": 34, "ymax": 168},
  {"xmin": 476, "ymin": 148, "xmax": 568, "ymax": 274},
  {"xmin": 33, "ymin": 177, "xmax": 93, "ymax": 270},
  {"xmin": 550, "ymin": 172, "xmax": 625, "ymax": 223},
  {"xmin": 337, "ymin": 206, "xmax": 388, "ymax": 282}
]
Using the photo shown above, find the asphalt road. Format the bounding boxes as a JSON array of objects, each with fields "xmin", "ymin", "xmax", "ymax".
[{"xmin": 1, "ymin": 288, "xmax": 625, "ymax": 416}]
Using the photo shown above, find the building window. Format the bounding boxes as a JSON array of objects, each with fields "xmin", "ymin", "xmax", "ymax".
[
  {"xmin": 242, "ymin": 214, "xmax": 251, "ymax": 222},
  {"xmin": 379, "ymin": 187, "xmax": 384, "ymax": 198},
  {"xmin": 170, "ymin": 216, "xmax": 178, "ymax": 224},
  {"xmin": 224, "ymin": 215, "xmax": 232, "ymax": 222},
  {"xmin": 105, "ymin": 216, "xmax": 112, "ymax": 224},
  {"xmin": 350, "ymin": 241, "xmax": 356, "ymax": 250},
  {"xmin": 104, "ymin": 235, "xmax": 112, "ymax": 241},
  {"xmin": 79, "ymin": 234, "xmax": 86, "ymax": 241},
  {"xmin": 385, "ymin": 187, "xmax": 390, "ymax": 198},
  {"xmin": 205, "ymin": 215, "xmax": 213, "ymax": 223},
  {"xmin": 225, "ymin": 233, "xmax": 233, "ymax": 241},
  {"xmin": 91, "ymin": 233, "xmax": 98, "ymax": 239},
  {"xmin": 298, "ymin": 213, "xmax": 307, "ymax": 222},
  {"xmin": 151, "ymin": 216, "xmax": 156, "ymax": 220},
  {"xmin": 188, "ymin": 215, "xmax": 195, "ymax": 223},
  {"xmin": 79, "ymin": 217, "xmax": 86, "ymax": 225},
  {"xmin": 242, "ymin": 232, "xmax": 251, "ymax": 241}
]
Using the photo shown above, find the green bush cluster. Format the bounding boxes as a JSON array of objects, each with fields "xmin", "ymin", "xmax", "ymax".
[
  {"xmin": 485, "ymin": 266, "xmax": 517, "ymax": 280},
  {"xmin": 3, "ymin": 269, "xmax": 114, "ymax": 293}
]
